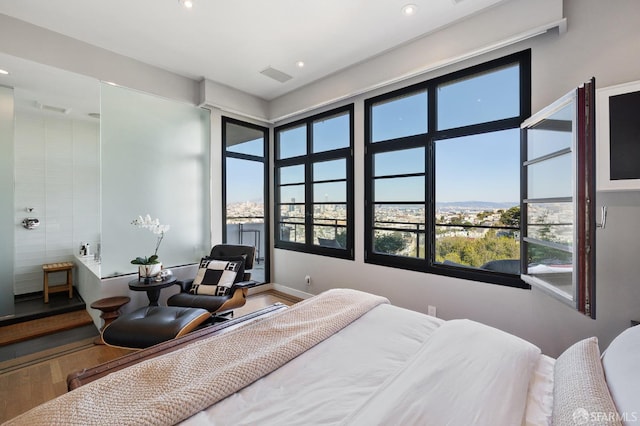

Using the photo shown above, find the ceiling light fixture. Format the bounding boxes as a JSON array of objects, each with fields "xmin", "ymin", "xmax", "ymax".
[
  {"xmin": 0, "ymin": 69, "xmax": 9, "ymax": 75},
  {"xmin": 296, "ymin": 61, "xmax": 305, "ymax": 68},
  {"xmin": 402, "ymin": 4, "xmax": 418, "ymax": 16},
  {"xmin": 179, "ymin": 0, "xmax": 194, "ymax": 9}
]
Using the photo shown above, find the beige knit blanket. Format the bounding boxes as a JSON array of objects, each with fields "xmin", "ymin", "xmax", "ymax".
[{"xmin": 4, "ymin": 288, "xmax": 388, "ymax": 426}]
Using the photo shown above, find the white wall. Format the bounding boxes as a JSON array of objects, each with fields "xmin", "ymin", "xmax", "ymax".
[
  {"xmin": 272, "ymin": 0, "xmax": 640, "ymax": 357},
  {"xmin": 13, "ymin": 111, "xmax": 99, "ymax": 294},
  {"xmin": 0, "ymin": 14, "xmax": 199, "ymax": 106}
]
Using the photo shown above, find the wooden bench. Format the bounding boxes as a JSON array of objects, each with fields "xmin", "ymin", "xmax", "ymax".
[{"xmin": 42, "ymin": 262, "xmax": 74, "ymax": 303}]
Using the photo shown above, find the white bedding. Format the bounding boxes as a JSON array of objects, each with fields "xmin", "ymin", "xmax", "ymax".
[
  {"xmin": 343, "ymin": 319, "xmax": 541, "ymax": 425},
  {"xmin": 182, "ymin": 304, "xmax": 444, "ymax": 425},
  {"xmin": 182, "ymin": 304, "xmax": 551, "ymax": 426}
]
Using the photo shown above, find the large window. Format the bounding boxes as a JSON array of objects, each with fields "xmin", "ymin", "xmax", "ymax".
[
  {"xmin": 222, "ymin": 117, "xmax": 269, "ymax": 283},
  {"xmin": 275, "ymin": 105, "xmax": 354, "ymax": 259},
  {"xmin": 365, "ymin": 51, "xmax": 530, "ymax": 287}
]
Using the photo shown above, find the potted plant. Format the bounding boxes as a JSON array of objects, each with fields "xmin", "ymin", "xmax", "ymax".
[{"xmin": 130, "ymin": 214, "xmax": 170, "ymax": 279}]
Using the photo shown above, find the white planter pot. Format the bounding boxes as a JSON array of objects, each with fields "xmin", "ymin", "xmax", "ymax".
[{"xmin": 139, "ymin": 263, "xmax": 162, "ymax": 278}]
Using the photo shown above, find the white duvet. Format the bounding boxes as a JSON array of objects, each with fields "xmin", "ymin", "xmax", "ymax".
[
  {"xmin": 182, "ymin": 305, "xmax": 544, "ymax": 426},
  {"xmin": 343, "ymin": 319, "xmax": 541, "ymax": 425}
]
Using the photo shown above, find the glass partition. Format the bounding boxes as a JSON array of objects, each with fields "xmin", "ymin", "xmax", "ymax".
[
  {"xmin": 100, "ymin": 83, "xmax": 211, "ymax": 277},
  {"xmin": 0, "ymin": 86, "xmax": 15, "ymax": 317}
]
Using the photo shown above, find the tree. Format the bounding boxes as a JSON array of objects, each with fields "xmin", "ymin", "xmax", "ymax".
[
  {"xmin": 499, "ymin": 206, "xmax": 520, "ymax": 228},
  {"xmin": 374, "ymin": 232, "xmax": 405, "ymax": 255},
  {"xmin": 436, "ymin": 230, "xmax": 520, "ymax": 267}
]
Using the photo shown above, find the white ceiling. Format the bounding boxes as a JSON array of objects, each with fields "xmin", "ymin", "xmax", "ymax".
[{"xmin": 0, "ymin": 0, "xmax": 509, "ymax": 102}]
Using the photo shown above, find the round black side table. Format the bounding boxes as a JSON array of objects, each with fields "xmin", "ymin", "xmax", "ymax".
[{"xmin": 128, "ymin": 276, "xmax": 177, "ymax": 306}]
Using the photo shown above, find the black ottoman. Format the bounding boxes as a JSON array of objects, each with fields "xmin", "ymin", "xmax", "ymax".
[{"xmin": 102, "ymin": 306, "xmax": 210, "ymax": 349}]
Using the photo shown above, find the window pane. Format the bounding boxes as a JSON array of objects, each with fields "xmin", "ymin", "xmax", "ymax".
[
  {"xmin": 314, "ymin": 182, "xmax": 345, "ymax": 203},
  {"xmin": 313, "ymin": 112, "xmax": 350, "ymax": 153},
  {"xmin": 279, "ymin": 206, "xmax": 305, "ymax": 244},
  {"xmin": 374, "ymin": 204, "xmax": 425, "ymax": 258},
  {"xmin": 527, "ymin": 103, "xmax": 573, "ymax": 159},
  {"xmin": 314, "ymin": 204, "xmax": 348, "ymax": 247},
  {"xmin": 527, "ymin": 154, "xmax": 572, "ymax": 199},
  {"xmin": 279, "ymin": 223, "xmax": 305, "ymax": 243},
  {"xmin": 527, "ymin": 202, "xmax": 573, "ymax": 248},
  {"xmin": 435, "ymin": 226, "xmax": 520, "ymax": 270},
  {"xmin": 374, "ymin": 148, "xmax": 424, "ymax": 177},
  {"xmin": 438, "ymin": 64, "xmax": 520, "ymax": 130},
  {"xmin": 280, "ymin": 184, "xmax": 305, "ymax": 203},
  {"xmin": 434, "ymin": 130, "xmax": 521, "ymax": 270},
  {"xmin": 278, "ymin": 125, "xmax": 306, "ymax": 159},
  {"xmin": 226, "ymin": 122, "xmax": 264, "ymax": 156},
  {"xmin": 280, "ymin": 164, "xmax": 304, "ymax": 185},
  {"xmin": 373, "ymin": 229, "xmax": 424, "ymax": 258},
  {"xmin": 435, "ymin": 205, "xmax": 520, "ymax": 226},
  {"xmin": 314, "ymin": 204, "xmax": 346, "ymax": 220},
  {"xmin": 226, "ymin": 158, "xmax": 264, "ymax": 222},
  {"xmin": 371, "ymin": 91, "xmax": 428, "ymax": 142},
  {"xmin": 435, "ymin": 130, "xmax": 520, "ymax": 207},
  {"xmin": 374, "ymin": 204, "xmax": 425, "ymax": 227},
  {"xmin": 314, "ymin": 159, "xmax": 345, "ymax": 181},
  {"xmin": 315, "ymin": 230, "xmax": 345, "ymax": 248},
  {"xmin": 279, "ymin": 204, "xmax": 305, "ymax": 219},
  {"xmin": 527, "ymin": 244, "xmax": 573, "ymax": 297},
  {"xmin": 375, "ymin": 176, "xmax": 424, "ymax": 202}
]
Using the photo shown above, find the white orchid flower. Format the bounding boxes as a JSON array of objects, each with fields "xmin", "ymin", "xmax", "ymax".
[{"xmin": 130, "ymin": 214, "xmax": 170, "ymax": 264}]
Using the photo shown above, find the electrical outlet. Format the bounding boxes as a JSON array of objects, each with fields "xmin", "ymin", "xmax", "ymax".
[
  {"xmin": 305, "ymin": 275, "xmax": 311, "ymax": 287},
  {"xmin": 427, "ymin": 305, "xmax": 437, "ymax": 317}
]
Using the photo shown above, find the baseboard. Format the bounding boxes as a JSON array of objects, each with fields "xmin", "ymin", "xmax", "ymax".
[{"xmin": 248, "ymin": 283, "xmax": 313, "ymax": 300}]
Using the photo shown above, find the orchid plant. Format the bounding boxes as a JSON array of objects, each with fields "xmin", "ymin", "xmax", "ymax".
[{"xmin": 130, "ymin": 214, "xmax": 170, "ymax": 265}]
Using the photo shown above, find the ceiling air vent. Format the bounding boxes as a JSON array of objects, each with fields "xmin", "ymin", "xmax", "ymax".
[
  {"xmin": 260, "ymin": 66, "xmax": 293, "ymax": 83},
  {"xmin": 35, "ymin": 101, "xmax": 71, "ymax": 114}
]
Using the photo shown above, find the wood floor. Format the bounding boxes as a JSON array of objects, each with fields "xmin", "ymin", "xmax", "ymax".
[{"xmin": 0, "ymin": 290, "xmax": 300, "ymax": 423}]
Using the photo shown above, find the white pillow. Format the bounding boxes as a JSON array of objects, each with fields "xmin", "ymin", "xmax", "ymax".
[
  {"xmin": 553, "ymin": 337, "xmax": 621, "ymax": 426},
  {"xmin": 601, "ymin": 325, "xmax": 640, "ymax": 424},
  {"xmin": 189, "ymin": 258, "xmax": 241, "ymax": 296}
]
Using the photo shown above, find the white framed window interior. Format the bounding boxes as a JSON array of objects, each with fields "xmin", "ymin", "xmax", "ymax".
[{"xmin": 596, "ymin": 79, "xmax": 640, "ymax": 191}]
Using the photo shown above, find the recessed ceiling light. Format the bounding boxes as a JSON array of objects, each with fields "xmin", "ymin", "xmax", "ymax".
[
  {"xmin": 0, "ymin": 69, "xmax": 9, "ymax": 75},
  {"xmin": 179, "ymin": 0, "xmax": 194, "ymax": 9},
  {"xmin": 402, "ymin": 4, "xmax": 418, "ymax": 16},
  {"xmin": 296, "ymin": 61, "xmax": 305, "ymax": 68}
]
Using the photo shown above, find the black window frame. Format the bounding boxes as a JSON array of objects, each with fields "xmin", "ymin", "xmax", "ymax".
[
  {"xmin": 222, "ymin": 116, "xmax": 270, "ymax": 283},
  {"xmin": 274, "ymin": 104, "xmax": 355, "ymax": 259},
  {"xmin": 364, "ymin": 50, "xmax": 531, "ymax": 288}
]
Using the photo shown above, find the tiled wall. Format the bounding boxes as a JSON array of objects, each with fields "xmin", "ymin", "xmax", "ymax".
[{"xmin": 13, "ymin": 112, "xmax": 99, "ymax": 295}]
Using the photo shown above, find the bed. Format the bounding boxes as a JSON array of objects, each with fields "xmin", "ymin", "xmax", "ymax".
[{"xmin": 4, "ymin": 289, "xmax": 638, "ymax": 425}]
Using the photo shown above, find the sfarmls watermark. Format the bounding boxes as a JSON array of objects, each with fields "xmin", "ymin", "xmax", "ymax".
[{"xmin": 573, "ymin": 408, "xmax": 638, "ymax": 424}]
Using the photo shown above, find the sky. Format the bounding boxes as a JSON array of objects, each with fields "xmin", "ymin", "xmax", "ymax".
[{"xmin": 226, "ymin": 62, "xmax": 573, "ymax": 207}]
